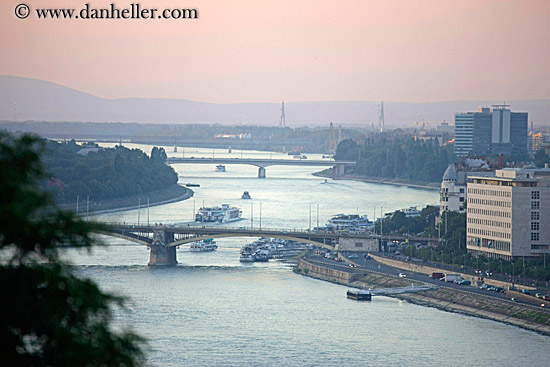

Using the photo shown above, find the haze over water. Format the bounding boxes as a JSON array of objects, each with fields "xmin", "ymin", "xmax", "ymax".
[{"xmin": 65, "ymin": 146, "xmax": 550, "ymax": 366}]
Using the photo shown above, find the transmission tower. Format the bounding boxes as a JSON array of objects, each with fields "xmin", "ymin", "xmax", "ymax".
[
  {"xmin": 328, "ymin": 122, "xmax": 337, "ymax": 153},
  {"xmin": 280, "ymin": 101, "xmax": 286, "ymax": 128},
  {"xmin": 378, "ymin": 101, "xmax": 385, "ymax": 132}
]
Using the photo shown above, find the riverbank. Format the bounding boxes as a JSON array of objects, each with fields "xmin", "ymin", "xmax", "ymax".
[
  {"xmin": 56, "ymin": 184, "xmax": 194, "ymax": 216},
  {"xmin": 313, "ymin": 169, "xmax": 440, "ymax": 190},
  {"xmin": 296, "ymin": 257, "xmax": 550, "ymax": 336}
]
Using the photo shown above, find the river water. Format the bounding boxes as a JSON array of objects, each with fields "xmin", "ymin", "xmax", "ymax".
[{"xmin": 65, "ymin": 145, "xmax": 550, "ymax": 367}]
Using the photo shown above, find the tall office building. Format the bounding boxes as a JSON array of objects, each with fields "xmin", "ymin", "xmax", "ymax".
[
  {"xmin": 466, "ymin": 168, "xmax": 550, "ymax": 259},
  {"xmin": 454, "ymin": 106, "xmax": 527, "ymax": 157}
]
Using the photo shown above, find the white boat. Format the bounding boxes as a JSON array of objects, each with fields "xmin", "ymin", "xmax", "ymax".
[
  {"xmin": 241, "ymin": 191, "xmax": 251, "ymax": 199},
  {"xmin": 189, "ymin": 239, "xmax": 218, "ymax": 252},
  {"xmin": 215, "ymin": 165, "xmax": 226, "ymax": 172},
  {"xmin": 326, "ymin": 214, "xmax": 373, "ymax": 231},
  {"xmin": 240, "ymin": 245, "xmax": 256, "ymax": 262},
  {"xmin": 195, "ymin": 204, "xmax": 242, "ymax": 223}
]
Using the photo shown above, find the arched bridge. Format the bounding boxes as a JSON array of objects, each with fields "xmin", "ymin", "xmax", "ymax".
[
  {"xmin": 166, "ymin": 157, "xmax": 356, "ymax": 179},
  {"xmin": 98, "ymin": 223, "xmax": 376, "ymax": 266}
]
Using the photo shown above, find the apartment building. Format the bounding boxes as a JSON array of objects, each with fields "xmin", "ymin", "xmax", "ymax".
[{"xmin": 466, "ymin": 168, "xmax": 550, "ymax": 259}]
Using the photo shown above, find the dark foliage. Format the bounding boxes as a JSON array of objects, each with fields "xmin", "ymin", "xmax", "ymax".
[
  {"xmin": 335, "ymin": 137, "xmax": 455, "ymax": 182},
  {"xmin": 42, "ymin": 140, "xmax": 177, "ymax": 202},
  {"xmin": 0, "ymin": 132, "xmax": 145, "ymax": 366}
]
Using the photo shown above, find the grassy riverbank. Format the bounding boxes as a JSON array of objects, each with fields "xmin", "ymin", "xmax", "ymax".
[
  {"xmin": 313, "ymin": 169, "xmax": 440, "ymax": 190},
  {"xmin": 56, "ymin": 184, "xmax": 193, "ymax": 216},
  {"xmin": 296, "ymin": 257, "xmax": 550, "ymax": 336}
]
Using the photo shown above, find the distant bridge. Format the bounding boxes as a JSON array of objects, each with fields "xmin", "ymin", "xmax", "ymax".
[
  {"xmin": 166, "ymin": 157, "xmax": 356, "ymax": 178},
  {"xmin": 97, "ymin": 223, "xmax": 436, "ymax": 266},
  {"xmin": 41, "ymin": 133, "xmax": 315, "ymax": 152}
]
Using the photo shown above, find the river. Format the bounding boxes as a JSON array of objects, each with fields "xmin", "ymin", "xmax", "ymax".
[{"xmin": 64, "ymin": 145, "xmax": 550, "ymax": 367}]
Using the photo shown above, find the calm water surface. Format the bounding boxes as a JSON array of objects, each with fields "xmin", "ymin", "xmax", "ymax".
[{"xmin": 64, "ymin": 145, "xmax": 549, "ymax": 366}]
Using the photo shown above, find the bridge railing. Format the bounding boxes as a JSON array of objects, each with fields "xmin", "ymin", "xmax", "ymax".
[{"xmin": 100, "ymin": 222, "xmax": 378, "ymax": 237}]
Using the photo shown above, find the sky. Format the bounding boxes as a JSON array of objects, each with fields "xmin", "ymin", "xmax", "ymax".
[{"xmin": 1, "ymin": 0, "xmax": 549, "ymax": 103}]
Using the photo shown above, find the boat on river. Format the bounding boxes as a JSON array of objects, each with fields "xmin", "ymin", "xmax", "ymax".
[
  {"xmin": 195, "ymin": 204, "xmax": 242, "ymax": 223},
  {"xmin": 189, "ymin": 239, "xmax": 218, "ymax": 252},
  {"xmin": 347, "ymin": 289, "xmax": 372, "ymax": 301},
  {"xmin": 242, "ymin": 191, "xmax": 251, "ymax": 199},
  {"xmin": 215, "ymin": 165, "xmax": 226, "ymax": 172}
]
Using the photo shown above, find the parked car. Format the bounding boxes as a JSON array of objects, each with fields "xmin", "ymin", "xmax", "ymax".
[
  {"xmin": 399, "ymin": 273, "xmax": 407, "ymax": 278},
  {"xmin": 511, "ymin": 298, "xmax": 519, "ymax": 302},
  {"xmin": 521, "ymin": 289, "xmax": 531, "ymax": 295},
  {"xmin": 348, "ymin": 254, "xmax": 358, "ymax": 259},
  {"xmin": 479, "ymin": 284, "xmax": 489, "ymax": 290},
  {"xmin": 535, "ymin": 293, "xmax": 544, "ymax": 299},
  {"xmin": 543, "ymin": 295, "xmax": 550, "ymax": 301},
  {"xmin": 458, "ymin": 280, "xmax": 471, "ymax": 286}
]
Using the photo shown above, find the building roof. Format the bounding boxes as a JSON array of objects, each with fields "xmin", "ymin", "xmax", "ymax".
[{"xmin": 442, "ymin": 164, "xmax": 457, "ymax": 181}]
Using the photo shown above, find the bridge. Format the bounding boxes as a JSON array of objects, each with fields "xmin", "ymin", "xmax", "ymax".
[
  {"xmin": 41, "ymin": 133, "xmax": 316, "ymax": 152},
  {"xmin": 166, "ymin": 157, "xmax": 356, "ymax": 179},
  {"xmin": 97, "ymin": 223, "xmax": 436, "ymax": 266}
]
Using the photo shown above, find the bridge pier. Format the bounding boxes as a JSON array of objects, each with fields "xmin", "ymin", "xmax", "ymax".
[
  {"xmin": 258, "ymin": 166, "xmax": 266, "ymax": 179},
  {"xmin": 148, "ymin": 229, "xmax": 177, "ymax": 266},
  {"xmin": 332, "ymin": 164, "xmax": 345, "ymax": 179}
]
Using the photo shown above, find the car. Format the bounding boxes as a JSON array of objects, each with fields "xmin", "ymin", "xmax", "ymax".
[
  {"xmin": 511, "ymin": 298, "xmax": 519, "ymax": 302},
  {"xmin": 535, "ymin": 293, "xmax": 544, "ymax": 298},
  {"xmin": 543, "ymin": 295, "xmax": 550, "ymax": 301},
  {"xmin": 521, "ymin": 289, "xmax": 531, "ymax": 295},
  {"xmin": 479, "ymin": 284, "xmax": 489, "ymax": 290},
  {"xmin": 458, "ymin": 280, "xmax": 471, "ymax": 286},
  {"xmin": 541, "ymin": 304, "xmax": 546, "ymax": 308},
  {"xmin": 348, "ymin": 254, "xmax": 358, "ymax": 259},
  {"xmin": 399, "ymin": 273, "xmax": 407, "ymax": 278},
  {"xmin": 365, "ymin": 255, "xmax": 372, "ymax": 260},
  {"xmin": 349, "ymin": 264, "xmax": 357, "ymax": 268}
]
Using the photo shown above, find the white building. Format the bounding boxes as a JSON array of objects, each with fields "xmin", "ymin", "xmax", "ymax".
[
  {"xmin": 466, "ymin": 168, "xmax": 550, "ymax": 259},
  {"xmin": 440, "ymin": 160, "xmax": 492, "ymax": 216}
]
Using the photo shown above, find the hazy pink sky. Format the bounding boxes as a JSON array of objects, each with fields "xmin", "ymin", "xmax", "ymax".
[{"xmin": 1, "ymin": 0, "xmax": 549, "ymax": 103}]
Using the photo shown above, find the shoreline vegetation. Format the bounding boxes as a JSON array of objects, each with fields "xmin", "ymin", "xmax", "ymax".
[
  {"xmin": 57, "ymin": 184, "xmax": 193, "ymax": 216},
  {"xmin": 295, "ymin": 257, "xmax": 550, "ymax": 336},
  {"xmin": 313, "ymin": 169, "xmax": 440, "ymax": 190}
]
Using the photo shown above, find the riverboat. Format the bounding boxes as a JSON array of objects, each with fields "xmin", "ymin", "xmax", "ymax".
[
  {"xmin": 215, "ymin": 165, "xmax": 226, "ymax": 172},
  {"xmin": 189, "ymin": 239, "xmax": 218, "ymax": 252},
  {"xmin": 346, "ymin": 289, "xmax": 372, "ymax": 301},
  {"xmin": 242, "ymin": 191, "xmax": 251, "ymax": 199},
  {"xmin": 195, "ymin": 204, "xmax": 242, "ymax": 223},
  {"xmin": 318, "ymin": 214, "xmax": 373, "ymax": 232}
]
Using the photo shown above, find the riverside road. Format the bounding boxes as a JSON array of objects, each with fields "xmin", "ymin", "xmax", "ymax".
[{"xmin": 303, "ymin": 251, "xmax": 549, "ymax": 311}]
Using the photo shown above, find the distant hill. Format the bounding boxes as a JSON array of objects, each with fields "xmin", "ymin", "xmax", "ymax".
[{"xmin": 1, "ymin": 75, "xmax": 549, "ymax": 127}]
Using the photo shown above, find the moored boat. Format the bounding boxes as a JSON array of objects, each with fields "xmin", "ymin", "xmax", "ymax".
[
  {"xmin": 215, "ymin": 165, "xmax": 226, "ymax": 172},
  {"xmin": 242, "ymin": 191, "xmax": 251, "ymax": 199},
  {"xmin": 347, "ymin": 289, "xmax": 372, "ymax": 301}
]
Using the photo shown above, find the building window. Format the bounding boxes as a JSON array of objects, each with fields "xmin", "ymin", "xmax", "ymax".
[
  {"xmin": 459, "ymin": 188, "xmax": 464, "ymax": 193},
  {"xmin": 459, "ymin": 197, "xmax": 465, "ymax": 202},
  {"xmin": 531, "ymin": 222, "xmax": 540, "ymax": 231},
  {"xmin": 531, "ymin": 232, "xmax": 539, "ymax": 241},
  {"xmin": 532, "ymin": 191, "xmax": 540, "ymax": 200},
  {"xmin": 531, "ymin": 212, "xmax": 540, "ymax": 220},
  {"xmin": 531, "ymin": 201, "xmax": 540, "ymax": 210}
]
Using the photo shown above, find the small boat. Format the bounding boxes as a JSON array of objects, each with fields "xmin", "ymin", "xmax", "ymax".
[
  {"xmin": 347, "ymin": 289, "xmax": 372, "ymax": 301},
  {"xmin": 185, "ymin": 183, "xmax": 200, "ymax": 187},
  {"xmin": 215, "ymin": 165, "xmax": 226, "ymax": 172},
  {"xmin": 189, "ymin": 239, "xmax": 218, "ymax": 252},
  {"xmin": 241, "ymin": 191, "xmax": 251, "ymax": 199}
]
